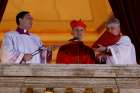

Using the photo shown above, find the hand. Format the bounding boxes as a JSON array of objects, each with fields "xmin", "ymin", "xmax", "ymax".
[
  {"xmin": 96, "ymin": 54, "xmax": 107, "ymax": 64},
  {"xmin": 95, "ymin": 44, "xmax": 107, "ymax": 52},
  {"xmin": 22, "ymin": 54, "xmax": 33, "ymax": 61}
]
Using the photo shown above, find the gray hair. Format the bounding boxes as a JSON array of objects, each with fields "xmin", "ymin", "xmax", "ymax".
[{"xmin": 106, "ymin": 18, "xmax": 120, "ymax": 28}]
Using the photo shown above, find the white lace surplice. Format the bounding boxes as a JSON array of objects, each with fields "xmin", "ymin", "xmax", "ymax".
[{"xmin": 1, "ymin": 31, "xmax": 45, "ymax": 64}]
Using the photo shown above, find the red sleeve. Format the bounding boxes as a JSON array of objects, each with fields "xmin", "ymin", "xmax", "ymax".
[
  {"xmin": 92, "ymin": 31, "xmax": 120, "ymax": 48},
  {"xmin": 56, "ymin": 47, "xmax": 64, "ymax": 64},
  {"xmin": 56, "ymin": 47, "xmax": 71, "ymax": 64}
]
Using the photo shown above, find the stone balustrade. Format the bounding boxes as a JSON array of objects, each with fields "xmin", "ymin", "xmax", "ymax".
[{"xmin": 0, "ymin": 64, "xmax": 140, "ymax": 93}]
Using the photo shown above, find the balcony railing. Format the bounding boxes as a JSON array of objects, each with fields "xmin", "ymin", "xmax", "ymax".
[{"xmin": 0, "ymin": 64, "xmax": 140, "ymax": 93}]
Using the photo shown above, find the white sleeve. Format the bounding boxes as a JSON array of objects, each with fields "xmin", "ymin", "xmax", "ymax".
[
  {"xmin": 107, "ymin": 36, "xmax": 137, "ymax": 64},
  {"xmin": 1, "ymin": 33, "xmax": 24, "ymax": 64}
]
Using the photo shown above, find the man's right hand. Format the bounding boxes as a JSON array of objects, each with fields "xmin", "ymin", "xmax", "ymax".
[{"xmin": 22, "ymin": 54, "xmax": 33, "ymax": 61}]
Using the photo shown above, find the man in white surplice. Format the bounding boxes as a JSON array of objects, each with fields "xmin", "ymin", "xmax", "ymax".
[
  {"xmin": 95, "ymin": 18, "xmax": 137, "ymax": 64},
  {"xmin": 1, "ymin": 11, "xmax": 51, "ymax": 64}
]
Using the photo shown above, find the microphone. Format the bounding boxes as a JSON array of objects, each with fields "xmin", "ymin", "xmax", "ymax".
[{"xmin": 32, "ymin": 45, "xmax": 45, "ymax": 56}]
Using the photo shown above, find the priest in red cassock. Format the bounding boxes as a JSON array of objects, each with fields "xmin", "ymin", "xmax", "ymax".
[{"xmin": 56, "ymin": 20, "xmax": 96, "ymax": 64}]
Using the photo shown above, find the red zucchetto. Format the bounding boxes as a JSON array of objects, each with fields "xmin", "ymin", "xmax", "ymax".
[{"xmin": 70, "ymin": 19, "xmax": 86, "ymax": 29}]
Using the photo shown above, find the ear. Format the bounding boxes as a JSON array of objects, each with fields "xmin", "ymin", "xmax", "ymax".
[
  {"xmin": 19, "ymin": 18, "xmax": 22, "ymax": 22},
  {"xmin": 70, "ymin": 30, "xmax": 74, "ymax": 35}
]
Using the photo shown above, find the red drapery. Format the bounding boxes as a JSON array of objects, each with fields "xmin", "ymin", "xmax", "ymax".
[
  {"xmin": 108, "ymin": 0, "xmax": 140, "ymax": 63},
  {"xmin": 0, "ymin": 0, "xmax": 8, "ymax": 22}
]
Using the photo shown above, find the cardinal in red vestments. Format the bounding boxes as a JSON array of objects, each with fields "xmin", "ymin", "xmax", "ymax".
[{"xmin": 56, "ymin": 20, "xmax": 96, "ymax": 64}]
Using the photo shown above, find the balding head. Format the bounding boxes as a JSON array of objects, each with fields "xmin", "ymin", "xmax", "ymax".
[
  {"xmin": 106, "ymin": 18, "xmax": 120, "ymax": 28},
  {"xmin": 106, "ymin": 18, "xmax": 121, "ymax": 36}
]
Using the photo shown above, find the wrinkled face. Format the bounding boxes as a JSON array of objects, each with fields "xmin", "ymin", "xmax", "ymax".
[
  {"xmin": 71, "ymin": 26, "xmax": 85, "ymax": 40},
  {"xmin": 19, "ymin": 13, "xmax": 33, "ymax": 30},
  {"xmin": 107, "ymin": 24, "xmax": 121, "ymax": 36}
]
